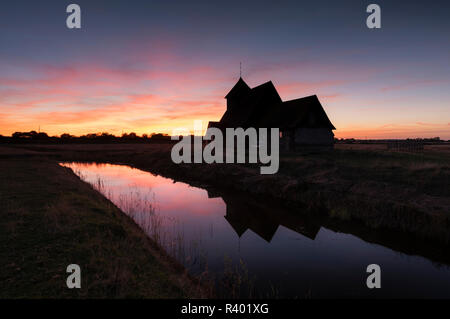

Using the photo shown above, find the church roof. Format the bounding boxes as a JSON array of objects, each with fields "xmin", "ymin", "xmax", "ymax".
[
  {"xmin": 261, "ymin": 95, "xmax": 336, "ymax": 130},
  {"xmin": 221, "ymin": 80, "xmax": 282, "ymax": 128},
  {"xmin": 212, "ymin": 78, "xmax": 336, "ymax": 130},
  {"xmin": 224, "ymin": 77, "xmax": 251, "ymax": 99}
]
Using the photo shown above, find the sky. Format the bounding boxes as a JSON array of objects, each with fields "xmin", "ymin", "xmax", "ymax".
[{"xmin": 0, "ymin": 0, "xmax": 449, "ymax": 139}]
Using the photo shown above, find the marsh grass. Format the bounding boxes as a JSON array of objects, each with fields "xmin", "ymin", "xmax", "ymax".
[
  {"xmin": 0, "ymin": 159, "xmax": 204, "ymax": 298},
  {"xmin": 217, "ymin": 256, "xmax": 256, "ymax": 298}
]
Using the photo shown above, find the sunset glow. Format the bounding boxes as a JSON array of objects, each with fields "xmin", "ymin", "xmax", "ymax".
[{"xmin": 1, "ymin": 1, "xmax": 449, "ymax": 139}]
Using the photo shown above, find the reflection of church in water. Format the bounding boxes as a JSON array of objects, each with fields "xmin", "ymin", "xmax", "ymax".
[
  {"xmin": 206, "ymin": 188, "xmax": 450, "ymax": 267},
  {"xmin": 207, "ymin": 190, "xmax": 321, "ymax": 242}
]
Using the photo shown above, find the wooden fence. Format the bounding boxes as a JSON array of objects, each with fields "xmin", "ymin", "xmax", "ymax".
[{"xmin": 387, "ymin": 141, "xmax": 424, "ymax": 152}]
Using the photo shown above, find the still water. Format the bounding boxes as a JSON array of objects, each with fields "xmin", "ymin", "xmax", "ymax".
[{"xmin": 61, "ymin": 162, "xmax": 450, "ymax": 298}]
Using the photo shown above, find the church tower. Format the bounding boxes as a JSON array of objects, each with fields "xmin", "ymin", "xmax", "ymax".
[{"xmin": 224, "ymin": 77, "xmax": 250, "ymax": 112}]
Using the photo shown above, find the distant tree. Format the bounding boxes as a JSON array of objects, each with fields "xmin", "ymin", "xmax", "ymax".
[
  {"xmin": 37, "ymin": 132, "xmax": 49, "ymax": 139},
  {"xmin": 12, "ymin": 131, "xmax": 35, "ymax": 138},
  {"xmin": 121, "ymin": 132, "xmax": 137, "ymax": 140},
  {"xmin": 150, "ymin": 133, "xmax": 170, "ymax": 140},
  {"xmin": 6, "ymin": 130, "xmax": 175, "ymax": 144},
  {"xmin": 100, "ymin": 132, "xmax": 114, "ymax": 138},
  {"xmin": 60, "ymin": 133, "xmax": 73, "ymax": 139},
  {"xmin": 85, "ymin": 133, "xmax": 98, "ymax": 139}
]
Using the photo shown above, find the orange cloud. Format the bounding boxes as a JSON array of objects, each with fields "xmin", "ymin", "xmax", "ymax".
[
  {"xmin": 1, "ymin": 54, "xmax": 448, "ymax": 140},
  {"xmin": 0, "ymin": 56, "xmax": 231, "ymax": 136}
]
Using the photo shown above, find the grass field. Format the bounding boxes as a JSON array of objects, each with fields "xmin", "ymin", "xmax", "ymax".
[
  {"xmin": 0, "ymin": 142, "xmax": 449, "ymax": 298},
  {"xmin": 0, "ymin": 156, "xmax": 206, "ymax": 298}
]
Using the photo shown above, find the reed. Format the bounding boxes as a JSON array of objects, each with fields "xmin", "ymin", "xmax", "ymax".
[{"xmin": 72, "ymin": 170, "xmax": 274, "ymax": 298}]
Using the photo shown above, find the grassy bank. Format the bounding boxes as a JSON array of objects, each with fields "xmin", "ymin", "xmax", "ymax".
[
  {"xmin": 2, "ymin": 143, "xmax": 450, "ymax": 245},
  {"xmin": 0, "ymin": 156, "xmax": 206, "ymax": 298}
]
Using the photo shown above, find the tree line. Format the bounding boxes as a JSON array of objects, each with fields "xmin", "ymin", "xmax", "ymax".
[{"xmin": 0, "ymin": 131, "xmax": 173, "ymax": 144}]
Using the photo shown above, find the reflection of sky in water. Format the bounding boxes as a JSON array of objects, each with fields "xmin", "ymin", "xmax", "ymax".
[{"xmin": 62, "ymin": 162, "xmax": 450, "ymax": 298}]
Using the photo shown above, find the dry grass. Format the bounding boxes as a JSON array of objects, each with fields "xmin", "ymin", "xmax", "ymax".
[{"xmin": 0, "ymin": 158, "xmax": 208, "ymax": 298}]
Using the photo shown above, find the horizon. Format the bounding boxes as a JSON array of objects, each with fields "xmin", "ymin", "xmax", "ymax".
[
  {"xmin": 1, "ymin": 0, "xmax": 449, "ymax": 139},
  {"xmin": 2, "ymin": 129, "xmax": 447, "ymax": 141}
]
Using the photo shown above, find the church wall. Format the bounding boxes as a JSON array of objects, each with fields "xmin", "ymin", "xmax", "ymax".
[{"xmin": 293, "ymin": 128, "xmax": 334, "ymax": 146}]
